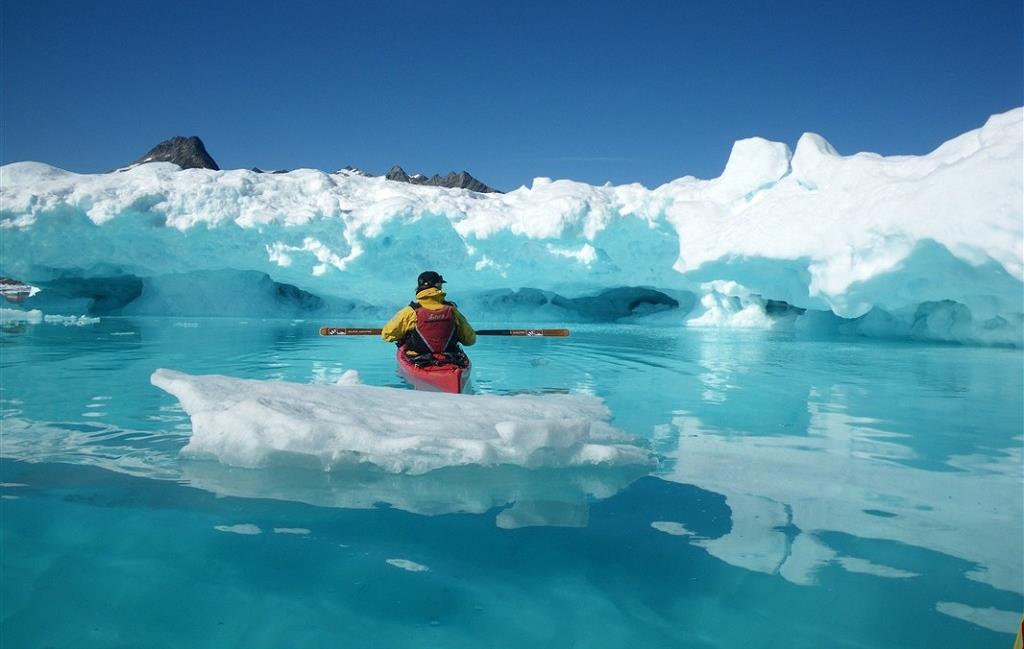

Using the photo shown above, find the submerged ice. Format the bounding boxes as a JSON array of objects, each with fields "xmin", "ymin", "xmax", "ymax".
[
  {"xmin": 1, "ymin": 108, "xmax": 1021, "ymax": 345},
  {"xmin": 150, "ymin": 369, "xmax": 654, "ymax": 474}
]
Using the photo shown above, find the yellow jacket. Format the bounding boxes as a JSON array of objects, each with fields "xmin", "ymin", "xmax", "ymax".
[{"xmin": 381, "ymin": 287, "xmax": 476, "ymax": 346}]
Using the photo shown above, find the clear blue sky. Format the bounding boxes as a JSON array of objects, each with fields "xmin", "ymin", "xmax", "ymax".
[{"xmin": 2, "ymin": 0, "xmax": 1021, "ymax": 190}]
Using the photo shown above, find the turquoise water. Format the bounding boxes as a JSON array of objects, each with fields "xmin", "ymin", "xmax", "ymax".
[{"xmin": 1, "ymin": 318, "xmax": 1021, "ymax": 648}]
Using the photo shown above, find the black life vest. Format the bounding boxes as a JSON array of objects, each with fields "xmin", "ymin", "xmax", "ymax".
[{"xmin": 403, "ymin": 302, "xmax": 460, "ymax": 355}]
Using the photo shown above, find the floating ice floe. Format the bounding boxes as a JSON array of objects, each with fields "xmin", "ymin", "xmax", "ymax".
[
  {"xmin": 151, "ymin": 369, "xmax": 655, "ymax": 475},
  {"xmin": 43, "ymin": 314, "xmax": 100, "ymax": 326},
  {"xmin": 0, "ymin": 308, "xmax": 99, "ymax": 326},
  {"xmin": 0, "ymin": 308, "xmax": 42, "ymax": 324}
]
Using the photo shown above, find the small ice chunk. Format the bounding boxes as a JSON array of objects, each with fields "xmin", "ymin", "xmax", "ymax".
[
  {"xmin": 335, "ymin": 369, "xmax": 362, "ymax": 386},
  {"xmin": 651, "ymin": 521, "xmax": 694, "ymax": 536},
  {"xmin": 214, "ymin": 523, "xmax": 262, "ymax": 535},
  {"xmin": 386, "ymin": 558, "xmax": 429, "ymax": 572},
  {"xmin": 273, "ymin": 527, "xmax": 311, "ymax": 535},
  {"xmin": 44, "ymin": 314, "xmax": 100, "ymax": 326}
]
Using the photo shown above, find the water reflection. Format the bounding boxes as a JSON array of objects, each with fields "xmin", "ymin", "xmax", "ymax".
[
  {"xmin": 181, "ymin": 461, "xmax": 649, "ymax": 528},
  {"xmin": 2, "ymin": 316, "xmax": 1021, "ymax": 639},
  {"xmin": 661, "ymin": 389, "xmax": 1022, "ymax": 596}
]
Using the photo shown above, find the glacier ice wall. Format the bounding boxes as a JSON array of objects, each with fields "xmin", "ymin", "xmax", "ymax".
[{"xmin": 1, "ymin": 109, "xmax": 1020, "ymax": 344}]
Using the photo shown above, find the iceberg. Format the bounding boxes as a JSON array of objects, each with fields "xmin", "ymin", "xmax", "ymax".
[
  {"xmin": 150, "ymin": 369, "xmax": 655, "ymax": 475},
  {"xmin": 2, "ymin": 109, "xmax": 1020, "ymax": 345}
]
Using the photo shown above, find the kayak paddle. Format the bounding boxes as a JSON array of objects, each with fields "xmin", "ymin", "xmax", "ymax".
[{"xmin": 320, "ymin": 327, "xmax": 569, "ymax": 337}]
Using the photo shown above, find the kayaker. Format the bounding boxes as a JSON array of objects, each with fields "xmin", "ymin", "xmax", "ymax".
[{"xmin": 381, "ymin": 271, "xmax": 476, "ymax": 360}]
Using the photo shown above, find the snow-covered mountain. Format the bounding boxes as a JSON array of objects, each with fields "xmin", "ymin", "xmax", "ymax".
[
  {"xmin": 333, "ymin": 165, "xmax": 373, "ymax": 178},
  {"xmin": 1, "ymin": 108, "xmax": 1021, "ymax": 345}
]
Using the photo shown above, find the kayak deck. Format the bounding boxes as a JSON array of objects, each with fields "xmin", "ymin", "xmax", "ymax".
[{"xmin": 395, "ymin": 347, "xmax": 471, "ymax": 394}]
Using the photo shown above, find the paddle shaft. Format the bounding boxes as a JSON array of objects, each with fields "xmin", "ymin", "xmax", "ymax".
[
  {"xmin": 319, "ymin": 327, "xmax": 569, "ymax": 337},
  {"xmin": 475, "ymin": 329, "xmax": 570, "ymax": 337}
]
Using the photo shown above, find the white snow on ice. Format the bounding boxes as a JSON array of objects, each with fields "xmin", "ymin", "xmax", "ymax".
[
  {"xmin": 150, "ymin": 368, "xmax": 654, "ymax": 475},
  {"xmin": 1, "ymin": 109, "xmax": 1019, "ymax": 345}
]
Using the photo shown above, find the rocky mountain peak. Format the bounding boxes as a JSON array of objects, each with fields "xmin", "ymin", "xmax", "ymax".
[
  {"xmin": 386, "ymin": 165, "xmax": 499, "ymax": 193},
  {"xmin": 117, "ymin": 138, "xmax": 499, "ymax": 191},
  {"xmin": 130, "ymin": 136, "xmax": 219, "ymax": 170}
]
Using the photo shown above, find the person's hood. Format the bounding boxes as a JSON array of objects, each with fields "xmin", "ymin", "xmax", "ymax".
[{"xmin": 414, "ymin": 287, "xmax": 447, "ymax": 306}]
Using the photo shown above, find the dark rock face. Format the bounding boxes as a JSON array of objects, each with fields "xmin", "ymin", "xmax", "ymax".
[
  {"xmin": 429, "ymin": 171, "xmax": 498, "ymax": 193},
  {"xmin": 385, "ymin": 165, "xmax": 499, "ymax": 193},
  {"xmin": 131, "ymin": 136, "xmax": 219, "ymax": 170},
  {"xmin": 386, "ymin": 165, "xmax": 411, "ymax": 183}
]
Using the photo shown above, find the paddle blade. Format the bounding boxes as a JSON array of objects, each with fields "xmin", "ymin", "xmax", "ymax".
[{"xmin": 320, "ymin": 327, "xmax": 383, "ymax": 336}]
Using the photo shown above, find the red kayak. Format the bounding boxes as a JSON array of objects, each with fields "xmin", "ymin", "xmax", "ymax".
[{"xmin": 395, "ymin": 347, "xmax": 471, "ymax": 394}]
